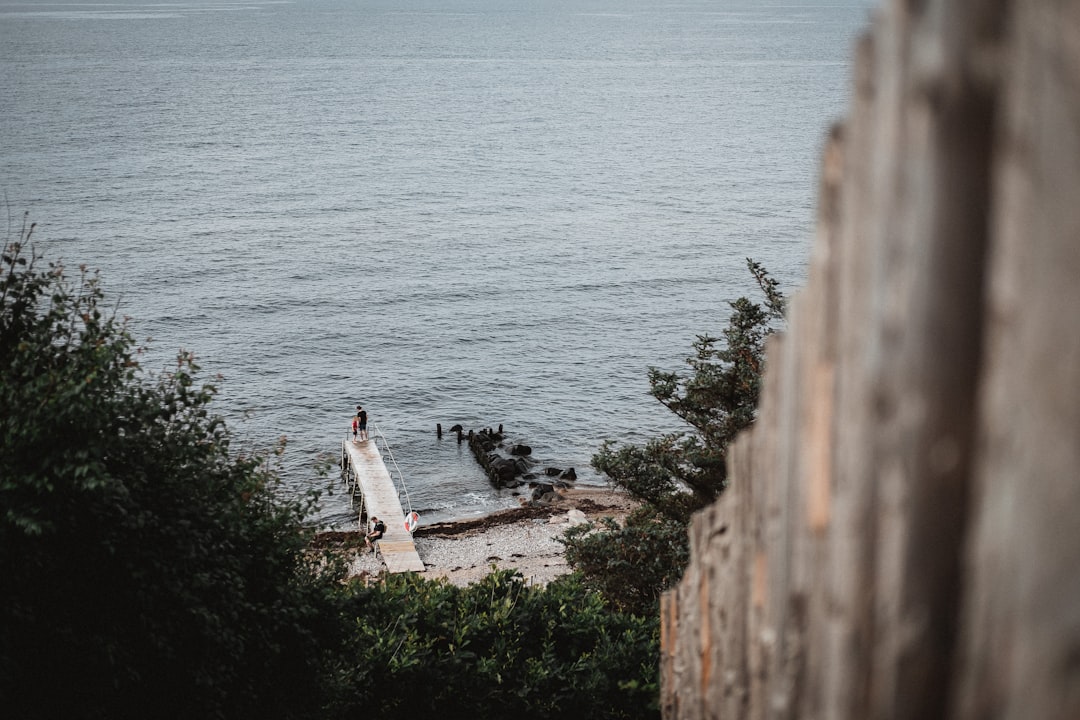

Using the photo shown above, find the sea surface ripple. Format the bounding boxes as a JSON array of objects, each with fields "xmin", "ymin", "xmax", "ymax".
[{"xmin": 1, "ymin": 0, "xmax": 873, "ymax": 526}]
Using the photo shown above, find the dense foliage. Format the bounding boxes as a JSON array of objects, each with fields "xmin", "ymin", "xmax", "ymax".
[
  {"xmin": 0, "ymin": 226, "xmax": 342, "ymax": 718},
  {"xmin": 564, "ymin": 260, "xmax": 785, "ymax": 615},
  {"xmin": 1, "ymin": 225, "xmax": 659, "ymax": 718},
  {"xmin": 325, "ymin": 569, "xmax": 658, "ymax": 719}
]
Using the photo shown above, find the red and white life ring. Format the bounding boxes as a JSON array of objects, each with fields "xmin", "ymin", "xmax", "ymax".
[{"xmin": 404, "ymin": 511, "xmax": 420, "ymax": 534}]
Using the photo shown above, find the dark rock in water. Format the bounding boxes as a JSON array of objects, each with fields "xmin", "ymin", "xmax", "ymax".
[
  {"xmin": 491, "ymin": 457, "xmax": 518, "ymax": 486},
  {"xmin": 449, "ymin": 424, "xmax": 464, "ymax": 433},
  {"xmin": 559, "ymin": 467, "xmax": 577, "ymax": 481},
  {"xmin": 460, "ymin": 424, "xmax": 566, "ymax": 490},
  {"xmin": 531, "ymin": 482, "xmax": 555, "ymax": 501}
]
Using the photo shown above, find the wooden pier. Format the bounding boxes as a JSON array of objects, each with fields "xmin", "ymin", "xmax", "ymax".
[{"xmin": 342, "ymin": 437, "xmax": 425, "ymax": 574}]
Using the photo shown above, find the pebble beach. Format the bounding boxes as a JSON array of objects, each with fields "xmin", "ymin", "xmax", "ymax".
[{"xmin": 334, "ymin": 487, "xmax": 638, "ymax": 587}]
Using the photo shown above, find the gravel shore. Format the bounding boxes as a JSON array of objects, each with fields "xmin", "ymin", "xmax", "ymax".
[{"xmin": 334, "ymin": 486, "xmax": 637, "ymax": 586}]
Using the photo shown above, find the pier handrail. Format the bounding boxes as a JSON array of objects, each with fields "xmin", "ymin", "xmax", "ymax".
[
  {"xmin": 368, "ymin": 422, "xmax": 414, "ymax": 517},
  {"xmin": 341, "ymin": 423, "xmax": 412, "ymax": 518}
]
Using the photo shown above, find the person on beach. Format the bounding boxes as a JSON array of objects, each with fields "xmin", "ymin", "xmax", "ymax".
[
  {"xmin": 365, "ymin": 516, "xmax": 385, "ymax": 553},
  {"xmin": 351, "ymin": 415, "xmax": 359, "ymax": 441},
  {"xmin": 356, "ymin": 405, "xmax": 368, "ymax": 441}
]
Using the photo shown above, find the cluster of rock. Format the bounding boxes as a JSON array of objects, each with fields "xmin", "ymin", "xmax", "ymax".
[{"xmin": 448, "ymin": 424, "xmax": 576, "ymax": 497}]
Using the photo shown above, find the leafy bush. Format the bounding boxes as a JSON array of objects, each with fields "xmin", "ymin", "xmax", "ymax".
[
  {"xmin": 1, "ymin": 223, "xmax": 661, "ymax": 718},
  {"xmin": 325, "ymin": 569, "xmax": 659, "ymax": 720},
  {"xmin": 0, "ymin": 226, "xmax": 341, "ymax": 719},
  {"xmin": 562, "ymin": 508, "xmax": 690, "ymax": 616},
  {"xmin": 563, "ymin": 260, "xmax": 785, "ymax": 615}
]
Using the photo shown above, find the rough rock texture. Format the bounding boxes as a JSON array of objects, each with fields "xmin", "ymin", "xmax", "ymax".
[{"xmin": 660, "ymin": 1, "xmax": 1080, "ymax": 718}]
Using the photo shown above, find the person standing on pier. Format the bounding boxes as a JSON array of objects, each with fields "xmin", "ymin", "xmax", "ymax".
[
  {"xmin": 351, "ymin": 415, "xmax": 359, "ymax": 442},
  {"xmin": 356, "ymin": 405, "xmax": 368, "ymax": 441}
]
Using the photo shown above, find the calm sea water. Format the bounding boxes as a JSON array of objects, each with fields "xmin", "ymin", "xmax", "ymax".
[{"xmin": 1, "ymin": 0, "xmax": 873, "ymax": 527}]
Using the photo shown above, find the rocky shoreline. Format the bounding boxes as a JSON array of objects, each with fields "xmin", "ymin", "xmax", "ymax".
[
  {"xmin": 314, "ymin": 486, "xmax": 637, "ymax": 587},
  {"xmin": 453, "ymin": 423, "xmax": 578, "ymax": 490}
]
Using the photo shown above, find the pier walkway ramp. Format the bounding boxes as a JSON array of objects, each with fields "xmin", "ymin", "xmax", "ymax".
[{"xmin": 341, "ymin": 425, "xmax": 425, "ymax": 574}]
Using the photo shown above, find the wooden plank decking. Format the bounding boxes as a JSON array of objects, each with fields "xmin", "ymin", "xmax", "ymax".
[{"xmin": 342, "ymin": 439, "xmax": 425, "ymax": 574}]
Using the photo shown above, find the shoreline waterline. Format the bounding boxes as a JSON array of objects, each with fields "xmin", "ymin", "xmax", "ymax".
[{"xmin": 313, "ymin": 487, "xmax": 638, "ymax": 586}]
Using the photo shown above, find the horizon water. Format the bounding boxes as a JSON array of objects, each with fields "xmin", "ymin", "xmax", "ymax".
[{"xmin": 1, "ymin": 0, "xmax": 875, "ymax": 528}]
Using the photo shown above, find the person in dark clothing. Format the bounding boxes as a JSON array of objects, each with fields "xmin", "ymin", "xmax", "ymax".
[
  {"xmin": 356, "ymin": 405, "xmax": 368, "ymax": 441},
  {"xmin": 365, "ymin": 516, "xmax": 385, "ymax": 553}
]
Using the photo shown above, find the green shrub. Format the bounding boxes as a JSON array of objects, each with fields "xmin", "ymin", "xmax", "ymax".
[
  {"xmin": 0, "ymin": 228, "xmax": 341, "ymax": 719},
  {"xmin": 564, "ymin": 259, "xmax": 785, "ymax": 615},
  {"xmin": 326, "ymin": 570, "xmax": 659, "ymax": 720},
  {"xmin": 1, "ymin": 223, "xmax": 661, "ymax": 718}
]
